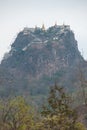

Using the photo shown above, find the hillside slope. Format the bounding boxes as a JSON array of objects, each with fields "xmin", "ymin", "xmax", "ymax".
[{"xmin": 0, "ymin": 25, "xmax": 85, "ymax": 99}]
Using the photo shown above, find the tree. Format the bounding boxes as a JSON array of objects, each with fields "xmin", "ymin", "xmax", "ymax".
[
  {"xmin": 40, "ymin": 84, "xmax": 86, "ymax": 130},
  {"xmin": 0, "ymin": 96, "xmax": 34, "ymax": 130}
]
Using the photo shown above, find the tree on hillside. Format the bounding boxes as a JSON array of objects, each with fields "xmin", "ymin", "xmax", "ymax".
[{"xmin": 38, "ymin": 84, "xmax": 86, "ymax": 130}]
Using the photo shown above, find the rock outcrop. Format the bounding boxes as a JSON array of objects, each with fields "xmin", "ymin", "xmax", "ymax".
[{"xmin": 0, "ymin": 25, "xmax": 85, "ymax": 98}]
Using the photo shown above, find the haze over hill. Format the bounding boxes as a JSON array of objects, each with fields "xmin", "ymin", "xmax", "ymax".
[{"xmin": 0, "ymin": 25, "xmax": 86, "ymax": 102}]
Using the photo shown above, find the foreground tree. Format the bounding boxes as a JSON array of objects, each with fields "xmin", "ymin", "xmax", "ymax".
[
  {"xmin": 39, "ymin": 84, "xmax": 86, "ymax": 130},
  {"xmin": 0, "ymin": 96, "xmax": 34, "ymax": 130},
  {"xmin": 0, "ymin": 86, "xmax": 86, "ymax": 130}
]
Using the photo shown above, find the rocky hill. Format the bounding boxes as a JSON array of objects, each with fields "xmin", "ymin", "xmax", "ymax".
[{"xmin": 0, "ymin": 25, "xmax": 85, "ymax": 100}]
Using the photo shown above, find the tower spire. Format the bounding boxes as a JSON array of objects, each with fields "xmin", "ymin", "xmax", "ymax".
[
  {"xmin": 55, "ymin": 21, "xmax": 57, "ymax": 27},
  {"xmin": 35, "ymin": 25, "xmax": 37, "ymax": 30},
  {"xmin": 42, "ymin": 24, "xmax": 45, "ymax": 31}
]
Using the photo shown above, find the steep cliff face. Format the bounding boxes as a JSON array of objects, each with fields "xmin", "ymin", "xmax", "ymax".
[
  {"xmin": 0, "ymin": 25, "xmax": 85, "ymax": 97},
  {"xmin": 2, "ymin": 25, "xmax": 83, "ymax": 76}
]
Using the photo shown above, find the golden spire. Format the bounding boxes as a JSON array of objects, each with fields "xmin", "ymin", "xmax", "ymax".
[
  {"xmin": 35, "ymin": 25, "xmax": 37, "ymax": 30},
  {"xmin": 63, "ymin": 22, "xmax": 65, "ymax": 26},
  {"xmin": 55, "ymin": 21, "xmax": 57, "ymax": 27},
  {"xmin": 42, "ymin": 24, "xmax": 45, "ymax": 31},
  {"xmin": 35, "ymin": 25, "xmax": 37, "ymax": 28}
]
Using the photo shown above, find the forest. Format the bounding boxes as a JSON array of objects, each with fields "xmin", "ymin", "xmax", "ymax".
[{"xmin": 0, "ymin": 84, "xmax": 86, "ymax": 130}]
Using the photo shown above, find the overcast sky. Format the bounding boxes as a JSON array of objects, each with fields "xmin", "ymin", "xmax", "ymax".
[{"xmin": 0, "ymin": 0, "xmax": 87, "ymax": 61}]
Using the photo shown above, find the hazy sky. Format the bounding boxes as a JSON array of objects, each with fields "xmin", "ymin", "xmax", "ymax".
[{"xmin": 0, "ymin": 0, "xmax": 87, "ymax": 60}]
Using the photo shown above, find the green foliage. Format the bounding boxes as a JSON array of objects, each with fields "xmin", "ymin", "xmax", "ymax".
[
  {"xmin": 0, "ymin": 86, "xmax": 86, "ymax": 130},
  {"xmin": 74, "ymin": 122, "xmax": 86, "ymax": 130},
  {"xmin": 40, "ymin": 84, "xmax": 86, "ymax": 130},
  {"xmin": 0, "ymin": 96, "xmax": 34, "ymax": 130},
  {"xmin": 36, "ymin": 116, "xmax": 86, "ymax": 130}
]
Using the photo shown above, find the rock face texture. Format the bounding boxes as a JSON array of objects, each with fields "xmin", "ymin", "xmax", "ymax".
[{"xmin": 0, "ymin": 25, "xmax": 85, "ymax": 97}]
